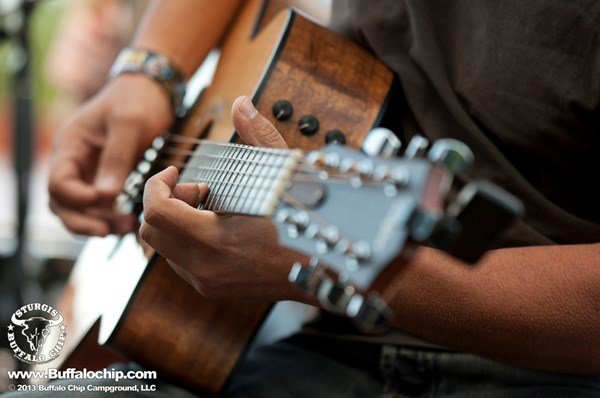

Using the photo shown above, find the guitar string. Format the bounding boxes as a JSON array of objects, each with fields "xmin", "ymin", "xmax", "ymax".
[
  {"xmin": 163, "ymin": 147, "xmax": 299, "ymax": 169},
  {"xmin": 125, "ymin": 137, "xmax": 387, "ymax": 206},
  {"xmin": 162, "ymin": 159, "xmax": 313, "ymax": 177},
  {"xmin": 167, "ymin": 134, "xmax": 291, "ymax": 155}
]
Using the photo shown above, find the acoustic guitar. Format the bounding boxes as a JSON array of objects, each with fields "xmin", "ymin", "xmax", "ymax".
[{"xmin": 57, "ymin": 0, "xmax": 522, "ymax": 395}]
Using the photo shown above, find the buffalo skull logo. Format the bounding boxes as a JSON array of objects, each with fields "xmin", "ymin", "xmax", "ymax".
[{"xmin": 11, "ymin": 313, "xmax": 64, "ymax": 354}]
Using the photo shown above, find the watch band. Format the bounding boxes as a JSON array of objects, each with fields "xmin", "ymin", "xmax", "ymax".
[{"xmin": 109, "ymin": 47, "xmax": 186, "ymax": 114}]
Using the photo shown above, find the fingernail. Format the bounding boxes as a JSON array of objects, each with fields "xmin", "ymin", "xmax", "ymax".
[{"xmin": 239, "ymin": 96, "xmax": 258, "ymax": 119}]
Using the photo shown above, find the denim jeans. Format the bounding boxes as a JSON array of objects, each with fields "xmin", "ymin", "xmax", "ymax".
[{"xmin": 4, "ymin": 333, "xmax": 600, "ymax": 397}]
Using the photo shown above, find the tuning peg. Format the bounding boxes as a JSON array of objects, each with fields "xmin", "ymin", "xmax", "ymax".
[
  {"xmin": 317, "ymin": 277, "xmax": 357, "ymax": 313},
  {"xmin": 346, "ymin": 293, "xmax": 393, "ymax": 331},
  {"xmin": 124, "ymin": 172, "xmax": 144, "ymax": 194},
  {"xmin": 323, "ymin": 152, "xmax": 341, "ymax": 168},
  {"xmin": 144, "ymin": 148, "xmax": 158, "ymax": 162},
  {"xmin": 428, "ymin": 139, "xmax": 474, "ymax": 175},
  {"xmin": 305, "ymin": 151, "xmax": 324, "ymax": 166},
  {"xmin": 345, "ymin": 240, "xmax": 372, "ymax": 263},
  {"xmin": 404, "ymin": 135, "xmax": 429, "ymax": 159},
  {"xmin": 152, "ymin": 134, "xmax": 167, "ymax": 150},
  {"xmin": 277, "ymin": 209, "xmax": 311, "ymax": 231},
  {"xmin": 361, "ymin": 128, "xmax": 401, "ymax": 158},
  {"xmin": 137, "ymin": 160, "xmax": 152, "ymax": 175},
  {"xmin": 288, "ymin": 257, "xmax": 325, "ymax": 295}
]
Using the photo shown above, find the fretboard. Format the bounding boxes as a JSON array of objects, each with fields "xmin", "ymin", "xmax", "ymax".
[{"xmin": 178, "ymin": 142, "xmax": 301, "ymax": 216}]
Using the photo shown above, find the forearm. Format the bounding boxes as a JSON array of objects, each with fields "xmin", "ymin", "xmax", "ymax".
[
  {"xmin": 133, "ymin": 0, "xmax": 245, "ymax": 78},
  {"xmin": 384, "ymin": 243, "xmax": 600, "ymax": 374}
]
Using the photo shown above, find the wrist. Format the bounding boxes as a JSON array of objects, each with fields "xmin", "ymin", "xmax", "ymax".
[
  {"xmin": 105, "ymin": 74, "xmax": 175, "ymax": 134},
  {"xmin": 109, "ymin": 46, "xmax": 186, "ymax": 115}
]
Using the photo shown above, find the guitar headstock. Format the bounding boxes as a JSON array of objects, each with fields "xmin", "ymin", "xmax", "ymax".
[{"xmin": 274, "ymin": 129, "xmax": 523, "ymax": 330}]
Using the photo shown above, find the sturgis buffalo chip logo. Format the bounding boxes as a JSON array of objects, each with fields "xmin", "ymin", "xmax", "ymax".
[{"xmin": 7, "ymin": 303, "xmax": 67, "ymax": 364}]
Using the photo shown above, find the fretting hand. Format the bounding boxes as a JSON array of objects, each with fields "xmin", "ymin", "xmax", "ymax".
[{"xmin": 139, "ymin": 96, "xmax": 308, "ymax": 300}]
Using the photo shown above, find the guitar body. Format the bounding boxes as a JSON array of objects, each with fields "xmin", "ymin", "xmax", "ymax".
[{"xmin": 60, "ymin": 0, "xmax": 394, "ymax": 394}]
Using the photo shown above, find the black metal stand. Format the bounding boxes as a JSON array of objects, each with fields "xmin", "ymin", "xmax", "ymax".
[{"xmin": 0, "ymin": 0, "xmax": 38, "ymax": 352}]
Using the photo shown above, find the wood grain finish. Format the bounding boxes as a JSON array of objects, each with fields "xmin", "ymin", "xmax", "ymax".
[
  {"xmin": 254, "ymin": 13, "xmax": 393, "ymax": 150},
  {"xmin": 68, "ymin": 0, "xmax": 394, "ymax": 395}
]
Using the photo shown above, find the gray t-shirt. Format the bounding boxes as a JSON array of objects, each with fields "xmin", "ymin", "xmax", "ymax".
[{"xmin": 305, "ymin": 0, "xmax": 600, "ymax": 346}]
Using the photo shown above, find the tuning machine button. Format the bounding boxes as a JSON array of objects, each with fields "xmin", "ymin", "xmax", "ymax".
[
  {"xmin": 137, "ymin": 160, "xmax": 152, "ymax": 175},
  {"xmin": 152, "ymin": 135, "xmax": 167, "ymax": 150},
  {"xmin": 298, "ymin": 115, "xmax": 320, "ymax": 136},
  {"xmin": 288, "ymin": 257, "xmax": 325, "ymax": 295},
  {"xmin": 317, "ymin": 277, "xmax": 356, "ymax": 313},
  {"xmin": 347, "ymin": 293, "xmax": 393, "ymax": 330},
  {"xmin": 305, "ymin": 151, "xmax": 324, "ymax": 166},
  {"xmin": 428, "ymin": 139, "xmax": 474, "ymax": 175},
  {"xmin": 324, "ymin": 152, "xmax": 341, "ymax": 168},
  {"xmin": 404, "ymin": 135, "xmax": 429, "ymax": 159},
  {"xmin": 272, "ymin": 100, "xmax": 293, "ymax": 121},
  {"xmin": 144, "ymin": 148, "xmax": 158, "ymax": 162},
  {"xmin": 361, "ymin": 128, "xmax": 401, "ymax": 158},
  {"xmin": 124, "ymin": 172, "xmax": 144, "ymax": 194},
  {"xmin": 342, "ymin": 240, "xmax": 371, "ymax": 264},
  {"xmin": 389, "ymin": 166, "xmax": 410, "ymax": 187},
  {"xmin": 325, "ymin": 129, "xmax": 346, "ymax": 145},
  {"xmin": 277, "ymin": 209, "xmax": 311, "ymax": 231}
]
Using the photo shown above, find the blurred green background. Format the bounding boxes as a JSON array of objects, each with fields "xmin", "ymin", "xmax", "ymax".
[{"xmin": 0, "ymin": 0, "xmax": 67, "ymax": 106}]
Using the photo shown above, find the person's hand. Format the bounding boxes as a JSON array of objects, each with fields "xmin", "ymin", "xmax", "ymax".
[
  {"xmin": 139, "ymin": 96, "xmax": 307, "ymax": 300},
  {"xmin": 49, "ymin": 74, "xmax": 173, "ymax": 236}
]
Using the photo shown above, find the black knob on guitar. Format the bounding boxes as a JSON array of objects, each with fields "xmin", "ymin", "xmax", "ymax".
[
  {"xmin": 325, "ymin": 129, "xmax": 346, "ymax": 145},
  {"xmin": 272, "ymin": 100, "xmax": 293, "ymax": 121},
  {"xmin": 298, "ymin": 115, "xmax": 320, "ymax": 136}
]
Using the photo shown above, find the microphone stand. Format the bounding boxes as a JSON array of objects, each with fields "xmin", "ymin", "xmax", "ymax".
[{"xmin": 0, "ymin": 0, "xmax": 38, "ymax": 355}]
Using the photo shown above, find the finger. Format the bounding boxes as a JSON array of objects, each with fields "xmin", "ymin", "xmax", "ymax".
[
  {"xmin": 48, "ymin": 157, "xmax": 99, "ymax": 207},
  {"xmin": 231, "ymin": 95, "xmax": 288, "ymax": 149},
  {"xmin": 49, "ymin": 200, "xmax": 110, "ymax": 236},
  {"xmin": 172, "ymin": 183, "xmax": 210, "ymax": 207},
  {"xmin": 94, "ymin": 118, "xmax": 145, "ymax": 202},
  {"xmin": 48, "ymin": 128, "xmax": 100, "ymax": 207},
  {"xmin": 143, "ymin": 167, "xmax": 222, "ymax": 242},
  {"xmin": 86, "ymin": 207, "xmax": 138, "ymax": 235},
  {"xmin": 139, "ymin": 220, "xmax": 200, "ymax": 266}
]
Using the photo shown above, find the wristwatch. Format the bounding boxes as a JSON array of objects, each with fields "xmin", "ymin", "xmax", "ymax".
[{"xmin": 109, "ymin": 47, "xmax": 186, "ymax": 115}]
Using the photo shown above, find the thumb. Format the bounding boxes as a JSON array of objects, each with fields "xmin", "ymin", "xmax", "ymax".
[
  {"xmin": 94, "ymin": 120, "xmax": 145, "ymax": 202},
  {"xmin": 232, "ymin": 96, "xmax": 288, "ymax": 149}
]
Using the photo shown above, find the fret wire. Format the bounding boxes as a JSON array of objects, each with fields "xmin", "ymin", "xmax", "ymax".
[
  {"xmin": 166, "ymin": 157, "xmax": 389, "ymax": 188},
  {"xmin": 197, "ymin": 145, "xmax": 223, "ymax": 210},
  {"xmin": 206, "ymin": 145, "xmax": 231, "ymax": 209},
  {"xmin": 167, "ymin": 159, "xmax": 314, "ymax": 180},
  {"xmin": 220, "ymin": 147, "xmax": 252, "ymax": 212},
  {"xmin": 207, "ymin": 145, "xmax": 243, "ymax": 212},
  {"xmin": 204, "ymin": 145, "xmax": 231, "ymax": 210},
  {"xmin": 213, "ymin": 145, "xmax": 239, "ymax": 211},
  {"xmin": 168, "ymin": 135, "xmax": 291, "ymax": 155},
  {"xmin": 248, "ymin": 150, "xmax": 273, "ymax": 214},
  {"xmin": 209, "ymin": 145, "xmax": 233, "ymax": 211},
  {"xmin": 179, "ymin": 177, "xmax": 279, "ymax": 192},
  {"xmin": 195, "ymin": 191, "xmax": 279, "ymax": 213},
  {"xmin": 239, "ymin": 149, "xmax": 265, "ymax": 214},
  {"xmin": 248, "ymin": 150, "xmax": 277, "ymax": 215},
  {"xmin": 165, "ymin": 148, "xmax": 290, "ymax": 168},
  {"xmin": 231, "ymin": 148, "xmax": 261, "ymax": 213}
]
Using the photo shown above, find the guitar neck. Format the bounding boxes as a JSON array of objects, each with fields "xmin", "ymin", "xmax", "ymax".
[{"xmin": 178, "ymin": 141, "xmax": 302, "ymax": 217}]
